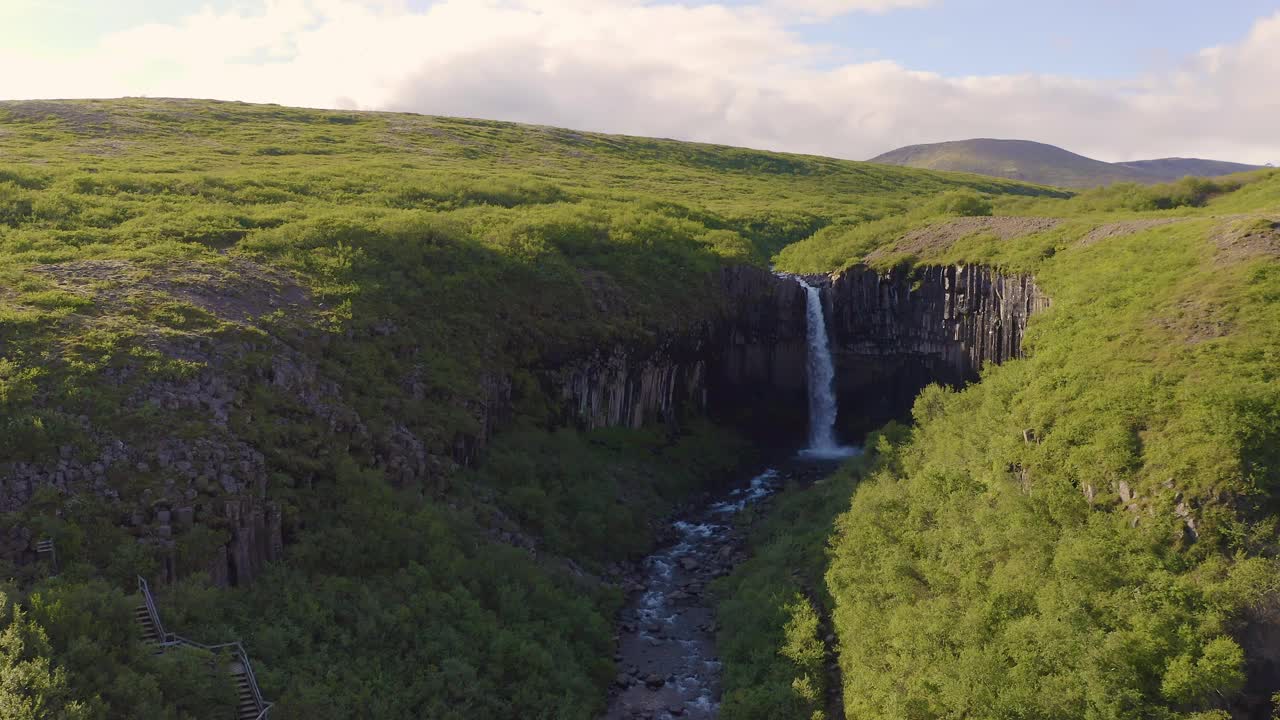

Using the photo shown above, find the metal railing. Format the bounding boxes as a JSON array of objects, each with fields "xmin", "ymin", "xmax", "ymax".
[
  {"xmin": 136, "ymin": 577, "xmax": 272, "ymax": 718},
  {"xmin": 136, "ymin": 576, "xmax": 168, "ymax": 640}
]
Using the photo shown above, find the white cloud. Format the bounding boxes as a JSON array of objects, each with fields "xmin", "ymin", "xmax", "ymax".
[
  {"xmin": 769, "ymin": 0, "xmax": 936, "ymax": 20},
  {"xmin": 1, "ymin": 1, "xmax": 1277, "ymax": 165}
]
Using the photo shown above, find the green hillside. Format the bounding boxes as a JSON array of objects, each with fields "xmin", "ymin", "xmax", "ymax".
[
  {"xmin": 870, "ymin": 138, "xmax": 1263, "ymax": 189},
  {"xmin": 731, "ymin": 171, "xmax": 1280, "ymax": 720},
  {"xmin": 0, "ymin": 99, "xmax": 1058, "ymax": 720},
  {"xmin": 1, "ymin": 98, "xmax": 1278, "ymax": 720}
]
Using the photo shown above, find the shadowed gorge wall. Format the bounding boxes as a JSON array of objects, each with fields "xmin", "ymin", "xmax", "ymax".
[
  {"xmin": 544, "ymin": 263, "xmax": 1046, "ymax": 446},
  {"xmin": 826, "ymin": 264, "xmax": 1048, "ymax": 435},
  {"xmin": 540, "ymin": 266, "xmax": 810, "ymax": 447}
]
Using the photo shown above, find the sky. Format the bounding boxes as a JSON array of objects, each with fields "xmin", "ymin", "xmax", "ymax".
[{"xmin": 1, "ymin": 0, "xmax": 1278, "ymax": 164}]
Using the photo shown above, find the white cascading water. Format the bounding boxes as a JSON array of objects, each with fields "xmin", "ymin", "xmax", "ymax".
[{"xmin": 798, "ymin": 279, "xmax": 854, "ymax": 458}]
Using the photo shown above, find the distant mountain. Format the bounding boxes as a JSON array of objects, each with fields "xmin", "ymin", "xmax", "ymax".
[
  {"xmin": 1115, "ymin": 157, "xmax": 1265, "ymax": 180},
  {"xmin": 869, "ymin": 138, "xmax": 1264, "ymax": 189}
]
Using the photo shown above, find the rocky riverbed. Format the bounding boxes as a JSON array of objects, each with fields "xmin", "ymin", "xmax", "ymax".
[{"xmin": 603, "ymin": 459, "xmax": 844, "ymax": 720}]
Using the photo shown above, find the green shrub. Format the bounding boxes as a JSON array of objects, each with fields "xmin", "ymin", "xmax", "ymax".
[{"xmin": 928, "ymin": 189, "xmax": 993, "ymax": 216}]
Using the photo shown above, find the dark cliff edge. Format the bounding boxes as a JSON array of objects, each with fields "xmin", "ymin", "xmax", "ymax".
[
  {"xmin": 826, "ymin": 264, "xmax": 1049, "ymax": 435},
  {"xmin": 540, "ymin": 263, "xmax": 1047, "ymax": 448},
  {"xmin": 539, "ymin": 265, "xmax": 810, "ymax": 447}
]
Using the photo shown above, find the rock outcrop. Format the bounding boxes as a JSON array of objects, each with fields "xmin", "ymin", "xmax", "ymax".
[
  {"xmin": 825, "ymin": 264, "xmax": 1048, "ymax": 431},
  {"xmin": 540, "ymin": 263, "xmax": 1046, "ymax": 443},
  {"xmin": 545, "ymin": 266, "xmax": 809, "ymax": 444}
]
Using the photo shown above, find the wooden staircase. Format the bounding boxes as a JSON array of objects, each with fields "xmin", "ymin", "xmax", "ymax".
[{"xmin": 135, "ymin": 577, "xmax": 272, "ymax": 719}]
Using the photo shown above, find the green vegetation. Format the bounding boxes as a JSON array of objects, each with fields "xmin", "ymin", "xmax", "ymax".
[
  {"xmin": 766, "ymin": 173, "xmax": 1280, "ymax": 719},
  {"xmin": 714, "ymin": 426, "xmax": 909, "ymax": 720},
  {"xmin": 2, "ymin": 98, "xmax": 1277, "ymax": 719},
  {"xmin": 0, "ymin": 99, "xmax": 1064, "ymax": 718},
  {"xmin": 0, "ymin": 581, "xmax": 235, "ymax": 719}
]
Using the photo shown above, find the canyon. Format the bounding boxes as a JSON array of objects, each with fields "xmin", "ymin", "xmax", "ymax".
[
  {"xmin": 5, "ymin": 98, "xmax": 1273, "ymax": 720},
  {"xmin": 0, "ymin": 261, "xmax": 1046, "ymax": 585}
]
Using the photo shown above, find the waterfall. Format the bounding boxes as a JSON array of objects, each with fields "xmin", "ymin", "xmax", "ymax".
[{"xmin": 798, "ymin": 279, "xmax": 854, "ymax": 458}]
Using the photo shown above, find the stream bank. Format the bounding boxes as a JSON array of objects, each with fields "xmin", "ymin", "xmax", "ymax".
[{"xmin": 603, "ymin": 456, "xmax": 847, "ymax": 720}]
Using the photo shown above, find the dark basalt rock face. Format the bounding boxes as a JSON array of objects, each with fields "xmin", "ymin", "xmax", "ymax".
[
  {"xmin": 544, "ymin": 263, "xmax": 1046, "ymax": 444},
  {"xmin": 542, "ymin": 260, "xmax": 1049, "ymax": 443},
  {"xmin": 825, "ymin": 264, "xmax": 1049, "ymax": 434},
  {"xmin": 543, "ymin": 266, "xmax": 810, "ymax": 447},
  {"xmin": 705, "ymin": 266, "xmax": 810, "ymax": 446}
]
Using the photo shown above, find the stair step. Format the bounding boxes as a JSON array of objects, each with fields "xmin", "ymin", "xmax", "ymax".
[{"xmin": 130, "ymin": 581, "xmax": 268, "ymax": 716}]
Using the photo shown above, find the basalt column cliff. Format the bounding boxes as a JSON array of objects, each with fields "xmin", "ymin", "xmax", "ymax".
[
  {"xmin": 545, "ymin": 263, "xmax": 1047, "ymax": 445},
  {"xmin": 824, "ymin": 264, "xmax": 1049, "ymax": 432}
]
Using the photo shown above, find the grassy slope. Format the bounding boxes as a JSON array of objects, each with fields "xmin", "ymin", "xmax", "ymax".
[
  {"xmin": 731, "ymin": 173, "xmax": 1279, "ymax": 719},
  {"xmin": 0, "ymin": 99, "xmax": 1060, "ymax": 719},
  {"xmin": 5, "ymin": 99, "xmax": 1275, "ymax": 720}
]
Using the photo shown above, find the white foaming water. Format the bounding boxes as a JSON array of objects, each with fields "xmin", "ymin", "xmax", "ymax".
[
  {"xmin": 796, "ymin": 279, "xmax": 858, "ymax": 459},
  {"xmin": 709, "ymin": 469, "xmax": 780, "ymax": 514},
  {"xmin": 673, "ymin": 521, "xmax": 724, "ymax": 539}
]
